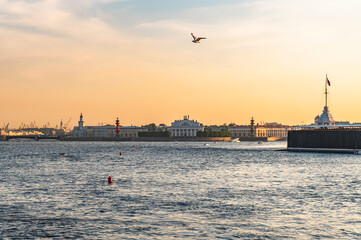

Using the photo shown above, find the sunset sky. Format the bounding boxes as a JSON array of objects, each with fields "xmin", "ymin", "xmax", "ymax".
[{"xmin": 2, "ymin": 0, "xmax": 361, "ymax": 128}]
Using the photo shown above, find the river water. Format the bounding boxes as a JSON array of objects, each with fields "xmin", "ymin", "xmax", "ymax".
[{"xmin": 1, "ymin": 141, "xmax": 361, "ymax": 239}]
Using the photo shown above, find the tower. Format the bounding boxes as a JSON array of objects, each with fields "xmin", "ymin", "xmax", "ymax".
[
  {"xmin": 115, "ymin": 117, "xmax": 120, "ymax": 137},
  {"xmin": 78, "ymin": 113, "xmax": 84, "ymax": 128},
  {"xmin": 315, "ymin": 75, "xmax": 334, "ymax": 125},
  {"xmin": 250, "ymin": 117, "xmax": 255, "ymax": 137}
]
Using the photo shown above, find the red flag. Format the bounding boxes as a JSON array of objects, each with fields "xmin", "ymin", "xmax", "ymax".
[{"xmin": 326, "ymin": 77, "xmax": 331, "ymax": 86}]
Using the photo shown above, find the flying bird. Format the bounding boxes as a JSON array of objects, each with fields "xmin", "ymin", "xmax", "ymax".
[{"xmin": 191, "ymin": 33, "xmax": 207, "ymax": 43}]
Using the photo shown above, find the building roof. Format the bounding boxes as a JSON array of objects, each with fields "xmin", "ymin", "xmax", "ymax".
[
  {"xmin": 171, "ymin": 119, "xmax": 201, "ymax": 128},
  {"xmin": 316, "ymin": 106, "xmax": 334, "ymax": 125}
]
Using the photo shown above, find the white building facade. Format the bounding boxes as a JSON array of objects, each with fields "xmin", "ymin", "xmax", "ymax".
[
  {"xmin": 72, "ymin": 113, "xmax": 87, "ymax": 138},
  {"xmin": 169, "ymin": 116, "xmax": 204, "ymax": 137}
]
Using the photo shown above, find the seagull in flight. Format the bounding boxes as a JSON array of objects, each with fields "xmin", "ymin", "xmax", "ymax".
[{"xmin": 191, "ymin": 33, "xmax": 207, "ymax": 43}]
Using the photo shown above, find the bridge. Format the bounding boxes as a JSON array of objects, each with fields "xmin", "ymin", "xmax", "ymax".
[{"xmin": 5, "ymin": 135, "xmax": 62, "ymax": 141}]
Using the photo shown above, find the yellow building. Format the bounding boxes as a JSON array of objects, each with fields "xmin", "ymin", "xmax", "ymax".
[
  {"xmin": 229, "ymin": 123, "xmax": 290, "ymax": 138},
  {"xmin": 255, "ymin": 124, "xmax": 290, "ymax": 138},
  {"xmin": 7, "ymin": 130, "xmax": 44, "ymax": 136}
]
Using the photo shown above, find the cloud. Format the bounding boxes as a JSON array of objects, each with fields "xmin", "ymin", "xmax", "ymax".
[
  {"xmin": 0, "ymin": 0, "xmax": 130, "ymax": 40},
  {"xmin": 137, "ymin": 19, "xmax": 206, "ymax": 35},
  {"xmin": 0, "ymin": 0, "xmax": 144, "ymax": 88}
]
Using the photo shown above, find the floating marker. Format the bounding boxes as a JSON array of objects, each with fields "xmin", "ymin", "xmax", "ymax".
[
  {"xmin": 119, "ymin": 152, "xmax": 122, "ymax": 156},
  {"xmin": 108, "ymin": 176, "xmax": 113, "ymax": 184}
]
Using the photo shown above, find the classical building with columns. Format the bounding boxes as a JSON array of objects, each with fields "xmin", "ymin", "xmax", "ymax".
[{"xmin": 169, "ymin": 115, "xmax": 204, "ymax": 137}]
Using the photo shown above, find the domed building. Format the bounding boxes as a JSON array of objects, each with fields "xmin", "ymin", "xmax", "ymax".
[
  {"xmin": 315, "ymin": 106, "xmax": 334, "ymax": 125},
  {"xmin": 314, "ymin": 75, "xmax": 335, "ymax": 125}
]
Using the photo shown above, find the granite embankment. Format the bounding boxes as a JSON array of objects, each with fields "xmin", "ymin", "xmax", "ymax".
[{"xmin": 61, "ymin": 137, "xmax": 232, "ymax": 142}]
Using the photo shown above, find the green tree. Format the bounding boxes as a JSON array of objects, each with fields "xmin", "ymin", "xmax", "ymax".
[
  {"xmin": 221, "ymin": 123, "xmax": 228, "ymax": 131},
  {"xmin": 145, "ymin": 123, "xmax": 157, "ymax": 132}
]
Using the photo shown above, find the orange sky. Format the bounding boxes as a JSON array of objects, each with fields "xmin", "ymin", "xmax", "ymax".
[{"xmin": 2, "ymin": 0, "xmax": 361, "ymax": 128}]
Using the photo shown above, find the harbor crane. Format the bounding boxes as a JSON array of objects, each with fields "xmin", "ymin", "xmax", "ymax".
[
  {"xmin": 2, "ymin": 123, "xmax": 9, "ymax": 131},
  {"xmin": 63, "ymin": 118, "xmax": 72, "ymax": 130}
]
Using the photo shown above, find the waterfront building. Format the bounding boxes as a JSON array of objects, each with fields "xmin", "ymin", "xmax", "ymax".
[
  {"xmin": 228, "ymin": 125, "xmax": 251, "ymax": 137},
  {"xmin": 254, "ymin": 123, "xmax": 290, "ymax": 138},
  {"xmin": 7, "ymin": 130, "xmax": 45, "ymax": 136},
  {"xmin": 314, "ymin": 107, "xmax": 334, "ymax": 125},
  {"xmin": 72, "ymin": 114, "xmax": 147, "ymax": 138},
  {"xmin": 229, "ymin": 121, "xmax": 290, "ymax": 138},
  {"xmin": 118, "ymin": 126, "xmax": 147, "ymax": 138},
  {"xmin": 169, "ymin": 115, "xmax": 204, "ymax": 137},
  {"xmin": 85, "ymin": 126, "xmax": 147, "ymax": 138},
  {"xmin": 0, "ymin": 129, "xmax": 7, "ymax": 136},
  {"xmin": 86, "ymin": 126, "xmax": 115, "ymax": 138},
  {"xmin": 72, "ymin": 113, "xmax": 87, "ymax": 138},
  {"xmin": 0, "ymin": 129, "xmax": 6, "ymax": 140}
]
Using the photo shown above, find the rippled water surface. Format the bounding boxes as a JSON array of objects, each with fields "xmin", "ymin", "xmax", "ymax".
[{"xmin": 1, "ymin": 141, "xmax": 361, "ymax": 239}]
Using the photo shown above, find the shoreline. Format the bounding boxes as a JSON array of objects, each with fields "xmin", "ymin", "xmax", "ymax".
[{"xmin": 1, "ymin": 136, "xmax": 287, "ymax": 142}]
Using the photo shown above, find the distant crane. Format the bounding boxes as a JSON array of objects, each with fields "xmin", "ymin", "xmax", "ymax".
[
  {"xmin": 29, "ymin": 121, "xmax": 37, "ymax": 128},
  {"xmin": 63, "ymin": 118, "xmax": 72, "ymax": 130}
]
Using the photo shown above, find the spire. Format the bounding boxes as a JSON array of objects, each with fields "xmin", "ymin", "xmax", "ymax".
[
  {"xmin": 78, "ymin": 113, "xmax": 84, "ymax": 128},
  {"xmin": 316, "ymin": 75, "xmax": 334, "ymax": 125},
  {"xmin": 115, "ymin": 117, "xmax": 120, "ymax": 137}
]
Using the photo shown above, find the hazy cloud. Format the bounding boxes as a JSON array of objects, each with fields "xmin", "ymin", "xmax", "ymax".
[{"xmin": 0, "ymin": 0, "xmax": 129, "ymax": 39}]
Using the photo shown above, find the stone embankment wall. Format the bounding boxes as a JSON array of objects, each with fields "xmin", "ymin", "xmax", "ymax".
[
  {"xmin": 288, "ymin": 130, "xmax": 361, "ymax": 149},
  {"xmin": 238, "ymin": 137, "xmax": 286, "ymax": 142},
  {"xmin": 62, "ymin": 137, "xmax": 232, "ymax": 142}
]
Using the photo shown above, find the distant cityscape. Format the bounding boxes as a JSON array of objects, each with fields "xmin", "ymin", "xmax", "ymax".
[
  {"xmin": 1, "ymin": 101, "xmax": 359, "ymax": 141},
  {"xmin": 1, "ymin": 113, "xmax": 293, "ymax": 141}
]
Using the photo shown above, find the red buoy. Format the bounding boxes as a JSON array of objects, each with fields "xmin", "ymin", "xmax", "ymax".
[
  {"xmin": 119, "ymin": 152, "xmax": 122, "ymax": 156},
  {"xmin": 108, "ymin": 176, "xmax": 113, "ymax": 184}
]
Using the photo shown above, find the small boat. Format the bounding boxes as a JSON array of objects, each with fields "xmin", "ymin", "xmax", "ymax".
[{"xmin": 229, "ymin": 138, "xmax": 240, "ymax": 142}]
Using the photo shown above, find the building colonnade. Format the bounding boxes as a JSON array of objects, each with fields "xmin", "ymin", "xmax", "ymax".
[{"xmin": 171, "ymin": 128, "xmax": 198, "ymax": 137}]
